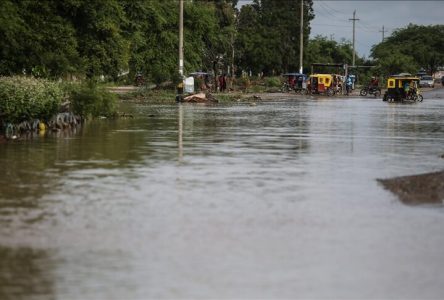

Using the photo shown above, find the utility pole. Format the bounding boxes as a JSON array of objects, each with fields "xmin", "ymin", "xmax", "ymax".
[
  {"xmin": 349, "ymin": 10, "xmax": 359, "ymax": 67},
  {"xmin": 299, "ymin": 0, "xmax": 304, "ymax": 74},
  {"xmin": 379, "ymin": 25, "xmax": 388, "ymax": 42},
  {"xmin": 179, "ymin": 0, "xmax": 184, "ymax": 76}
]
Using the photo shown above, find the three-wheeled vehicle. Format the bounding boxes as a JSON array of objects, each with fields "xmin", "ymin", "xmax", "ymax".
[
  {"xmin": 281, "ymin": 73, "xmax": 307, "ymax": 93},
  {"xmin": 382, "ymin": 75, "xmax": 423, "ymax": 102},
  {"xmin": 307, "ymin": 74, "xmax": 337, "ymax": 96}
]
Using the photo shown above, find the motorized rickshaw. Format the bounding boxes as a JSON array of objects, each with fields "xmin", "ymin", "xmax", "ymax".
[
  {"xmin": 382, "ymin": 75, "xmax": 423, "ymax": 102},
  {"xmin": 307, "ymin": 74, "xmax": 337, "ymax": 96},
  {"xmin": 281, "ymin": 73, "xmax": 307, "ymax": 93}
]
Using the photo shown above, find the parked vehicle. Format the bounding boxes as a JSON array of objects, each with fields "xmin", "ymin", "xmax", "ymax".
[
  {"xmin": 307, "ymin": 74, "xmax": 336, "ymax": 96},
  {"xmin": 383, "ymin": 75, "xmax": 423, "ymax": 102},
  {"xmin": 281, "ymin": 73, "xmax": 307, "ymax": 93},
  {"xmin": 419, "ymin": 75, "xmax": 434, "ymax": 88}
]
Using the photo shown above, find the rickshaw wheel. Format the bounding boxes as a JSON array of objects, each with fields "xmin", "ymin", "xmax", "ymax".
[
  {"xmin": 326, "ymin": 88, "xmax": 334, "ymax": 97},
  {"xmin": 418, "ymin": 95, "xmax": 423, "ymax": 102}
]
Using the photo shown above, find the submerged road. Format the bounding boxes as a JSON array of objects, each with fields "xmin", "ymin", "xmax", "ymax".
[{"xmin": 0, "ymin": 87, "xmax": 444, "ymax": 299}]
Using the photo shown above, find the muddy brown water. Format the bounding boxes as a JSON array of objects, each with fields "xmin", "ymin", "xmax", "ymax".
[{"xmin": 1, "ymin": 91, "xmax": 444, "ymax": 299}]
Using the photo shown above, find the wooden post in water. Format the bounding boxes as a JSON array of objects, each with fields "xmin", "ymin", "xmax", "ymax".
[
  {"xmin": 179, "ymin": 0, "xmax": 184, "ymax": 77},
  {"xmin": 299, "ymin": 0, "xmax": 304, "ymax": 74}
]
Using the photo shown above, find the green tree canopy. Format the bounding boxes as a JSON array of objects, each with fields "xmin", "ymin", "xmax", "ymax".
[
  {"xmin": 236, "ymin": 0, "xmax": 314, "ymax": 75},
  {"xmin": 371, "ymin": 24, "xmax": 444, "ymax": 75}
]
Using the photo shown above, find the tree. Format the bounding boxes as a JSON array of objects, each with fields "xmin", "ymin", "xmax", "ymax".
[
  {"xmin": 371, "ymin": 24, "xmax": 444, "ymax": 75},
  {"xmin": 0, "ymin": 0, "xmax": 26, "ymax": 75},
  {"xmin": 236, "ymin": 0, "xmax": 314, "ymax": 75},
  {"xmin": 72, "ymin": 0, "xmax": 129, "ymax": 80},
  {"xmin": 0, "ymin": 0, "xmax": 80, "ymax": 77}
]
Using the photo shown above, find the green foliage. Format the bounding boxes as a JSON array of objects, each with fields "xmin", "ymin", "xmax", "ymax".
[
  {"xmin": 236, "ymin": 0, "xmax": 314, "ymax": 75},
  {"xmin": 70, "ymin": 82, "xmax": 118, "ymax": 118},
  {"xmin": 2, "ymin": 0, "xmax": 441, "ymax": 87},
  {"xmin": 118, "ymin": 88, "xmax": 177, "ymax": 104},
  {"xmin": 0, "ymin": 0, "xmax": 127, "ymax": 79},
  {"xmin": 73, "ymin": 0, "xmax": 129, "ymax": 80},
  {"xmin": 0, "ymin": 76, "xmax": 63, "ymax": 123},
  {"xmin": 371, "ymin": 24, "xmax": 444, "ymax": 75},
  {"xmin": 305, "ymin": 36, "xmax": 358, "ymax": 68},
  {"xmin": 264, "ymin": 77, "xmax": 281, "ymax": 88},
  {"xmin": 0, "ymin": 0, "xmax": 26, "ymax": 75},
  {"xmin": 0, "ymin": 1, "xmax": 81, "ymax": 77},
  {"xmin": 373, "ymin": 50, "xmax": 418, "ymax": 76}
]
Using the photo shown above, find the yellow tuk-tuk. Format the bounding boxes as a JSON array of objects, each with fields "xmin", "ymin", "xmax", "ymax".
[
  {"xmin": 382, "ymin": 75, "xmax": 423, "ymax": 102},
  {"xmin": 307, "ymin": 74, "xmax": 336, "ymax": 96}
]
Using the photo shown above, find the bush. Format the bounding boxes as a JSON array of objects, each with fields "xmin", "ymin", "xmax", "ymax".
[
  {"xmin": 69, "ymin": 82, "xmax": 117, "ymax": 118},
  {"xmin": 264, "ymin": 76, "xmax": 282, "ymax": 88},
  {"xmin": 0, "ymin": 76, "xmax": 63, "ymax": 123}
]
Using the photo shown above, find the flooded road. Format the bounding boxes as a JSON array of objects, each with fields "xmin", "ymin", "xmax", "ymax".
[{"xmin": 1, "ymin": 92, "xmax": 444, "ymax": 299}]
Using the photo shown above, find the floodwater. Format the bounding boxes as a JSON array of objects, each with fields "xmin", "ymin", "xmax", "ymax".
[{"xmin": 1, "ymin": 91, "xmax": 444, "ymax": 299}]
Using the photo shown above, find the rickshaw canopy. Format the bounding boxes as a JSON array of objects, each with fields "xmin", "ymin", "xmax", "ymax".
[
  {"xmin": 282, "ymin": 73, "xmax": 306, "ymax": 77},
  {"xmin": 387, "ymin": 75, "xmax": 420, "ymax": 89},
  {"xmin": 309, "ymin": 74, "xmax": 333, "ymax": 87}
]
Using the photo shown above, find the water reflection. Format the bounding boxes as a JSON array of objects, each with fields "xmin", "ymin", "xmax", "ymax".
[
  {"xmin": 0, "ymin": 247, "xmax": 55, "ymax": 300},
  {"xmin": 0, "ymin": 97, "xmax": 444, "ymax": 298},
  {"xmin": 178, "ymin": 104, "xmax": 183, "ymax": 161}
]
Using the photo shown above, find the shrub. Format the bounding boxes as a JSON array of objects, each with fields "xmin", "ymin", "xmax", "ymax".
[
  {"xmin": 237, "ymin": 77, "xmax": 251, "ymax": 91},
  {"xmin": 0, "ymin": 76, "xmax": 63, "ymax": 123},
  {"xmin": 264, "ymin": 76, "xmax": 282, "ymax": 88},
  {"xmin": 69, "ymin": 82, "xmax": 117, "ymax": 118}
]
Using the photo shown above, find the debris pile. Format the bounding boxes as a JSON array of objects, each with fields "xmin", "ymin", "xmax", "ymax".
[{"xmin": 178, "ymin": 93, "xmax": 219, "ymax": 103}]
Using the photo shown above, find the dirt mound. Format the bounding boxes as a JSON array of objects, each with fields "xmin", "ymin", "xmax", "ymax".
[{"xmin": 377, "ymin": 170, "xmax": 444, "ymax": 205}]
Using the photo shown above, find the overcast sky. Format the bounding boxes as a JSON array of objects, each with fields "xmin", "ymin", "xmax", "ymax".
[{"xmin": 238, "ymin": 0, "xmax": 444, "ymax": 58}]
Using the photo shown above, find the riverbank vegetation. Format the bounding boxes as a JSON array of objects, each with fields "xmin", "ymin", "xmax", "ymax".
[
  {"xmin": 0, "ymin": 0, "xmax": 315, "ymax": 82},
  {"xmin": 1, "ymin": 1, "xmax": 441, "ymax": 84},
  {"xmin": 0, "ymin": 0, "xmax": 442, "ymax": 119},
  {"xmin": 0, "ymin": 76, "xmax": 117, "ymax": 137},
  {"xmin": 69, "ymin": 83, "xmax": 118, "ymax": 118},
  {"xmin": 0, "ymin": 77, "xmax": 63, "ymax": 124}
]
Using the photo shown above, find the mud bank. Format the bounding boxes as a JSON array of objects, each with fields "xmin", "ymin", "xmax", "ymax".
[{"xmin": 378, "ymin": 170, "xmax": 444, "ymax": 205}]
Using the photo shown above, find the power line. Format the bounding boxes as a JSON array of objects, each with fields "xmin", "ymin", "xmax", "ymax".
[
  {"xmin": 317, "ymin": 1, "xmax": 349, "ymax": 16},
  {"xmin": 312, "ymin": 23, "xmax": 352, "ymax": 28}
]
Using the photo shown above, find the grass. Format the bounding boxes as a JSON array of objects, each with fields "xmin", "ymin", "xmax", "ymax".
[{"xmin": 116, "ymin": 86, "xmax": 267, "ymax": 104}]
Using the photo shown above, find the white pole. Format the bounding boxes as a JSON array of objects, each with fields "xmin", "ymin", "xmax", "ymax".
[
  {"xmin": 179, "ymin": 0, "xmax": 184, "ymax": 76},
  {"xmin": 299, "ymin": 0, "xmax": 304, "ymax": 74}
]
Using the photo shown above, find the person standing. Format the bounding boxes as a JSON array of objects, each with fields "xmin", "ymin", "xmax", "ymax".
[
  {"xmin": 346, "ymin": 76, "xmax": 353, "ymax": 95},
  {"xmin": 219, "ymin": 74, "xmax": 227, "ymax": 92},
  {"xmin": 218, "ymin": 75, "xmax": 223, "ymax": 92},
  {"xmin": 204, "ymin": 74, "xmax": 211, "ymax": 90}
]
